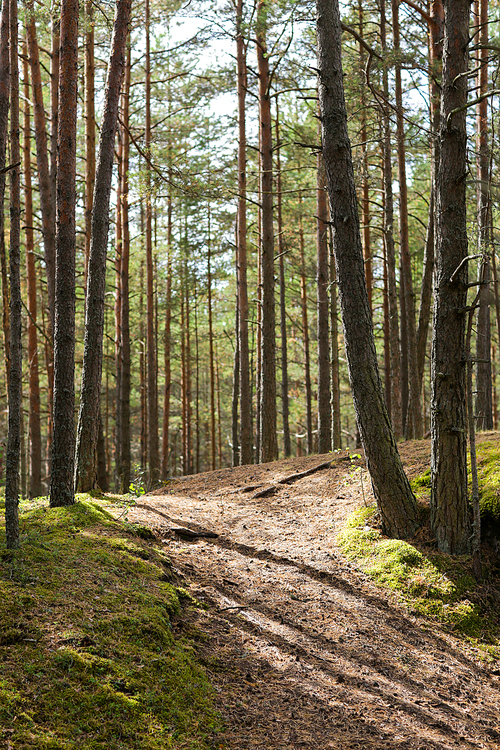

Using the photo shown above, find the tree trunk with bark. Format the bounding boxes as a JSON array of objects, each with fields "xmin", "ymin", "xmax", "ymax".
[
  {"xmin": 49, "ymin": 0, "xmax": 78, "ymax": 508},
  {"xmin": 316, "ymin": 0, "xmax": 419, "ymax": 538},
  {"xmin": 75, "ymin": 0, "xmax": 131, "ymax": 492},
  {"xmin": 392, "ymin": 0, "xmax": 422, "ymax": 439},
  {"xmin": 236, "ymin": 0, "xmax": 253, "ymax": 466},
  {"xmin": 430, "ymin": 0, "xmax": 472, "ymax": 554},
  {"xmin": 5, "ymin": 0, "xmax": 21, "ymax": 546},
  {"xmin": 475, "ymin": 0, "xmax": 493, "ymax": 430},
  {"xmin": 144, "ymin": 0, "xmax": 159, "ymax": 485},
  {"xmin": 23, "ymin": 48, "xmax": 42, "ymax": 499},
  {"xmin": 257, "ymin": 0, "xmax": 277, "ymax": 463},
  {"xmin": 0, "ymin": 0, "xmax": 9, "ymax": 395},
  {"xmin": 317, "ymin": 146, "xmax": 331, "ymax": 454}
]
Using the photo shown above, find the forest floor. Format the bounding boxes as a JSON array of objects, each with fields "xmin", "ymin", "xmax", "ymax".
[{"xmin": 116, "ymin": 438, "xmax": 500, "ymax": 750}]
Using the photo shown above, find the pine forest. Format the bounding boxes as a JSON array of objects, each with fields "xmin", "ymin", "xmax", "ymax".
[{"xmin": 1, "ymin": 0, "xmax": 499, "ymax": 551}]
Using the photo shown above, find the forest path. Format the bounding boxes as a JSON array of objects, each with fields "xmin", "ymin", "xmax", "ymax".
[{"xmin": 119, "ymin": 444, "xmax": 500, "ymax": 750}]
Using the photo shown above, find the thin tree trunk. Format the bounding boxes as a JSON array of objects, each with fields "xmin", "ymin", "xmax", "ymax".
[
  {"xmin": 358, "ymin": 0, "xmax": 372, "ymax": 313},
  {"xmin": 316, "ymin": 0, "xmax": 419, "ymax": 538},
  {"xmin": 232, "ymin": 294, "xmax": 240, "ymax": 467},
  {"xmin": 275, "ymin": 99, "xmax": 291, "ymax": 457},
  {"xmin": 161, "ymin": 174, "xmax": 172, "ymax": 480},
  {"xmin": 145, "ymin": 0, "xmax": 159, "ymax": 485},
  {"xmin": 119, "ymin": 43, "xmax": 131, "ymax": 492},
  {"xmin": 330, "ymin": 241, "xmax": 341, "ymax": 450},
  {"xmin": 475, "ymin": 0, "xmax": 493, "ymax": 430},
  {"xmin": 299, "ymin": 201, "xmax": 313, "ymax": 455},
  {"xmin": 380, "ymin": 0, "xmax": 402, "ymax": 439},
  {"xmin": 431, "ymin": 0, "xmax": 472, "ymax": 554},
  {"xmin": 236, "ymin": 0, "xmax": 252, "ymax": 466},
  {"xmin": 0, "ymin": 0, "xmax": 9, "ymax": 394},
  {"xmin": 5, "ymin": 0, "xmax": 21, "ymax": 546},
  {"xmin": 84, "ymin": 0, "xmax": 95, "ymax": 288},
  {"xmin": 75, "ymin": 0, "xmax": 131, "ymax": 492},
  {"xmin": 392, "ymin": 0, "xmax": 422, "ymax": 439},
  {"xmin": 50, "ymin": 7, "xmax": 59, "ymax": 201},
  {"xmin": 257, "ymin": 0, "xmax": 277, "ymax": 462},
  {"xmin": 23, "ymin": 48, "xmax": 42, "ymax": 499},
  {"xmin": 207, "ymin": 206, "xmax": 216, "ymax": 471},
  {"xmin": 317, "ymin": 144, "xmax": 331, "ymax": 453},
  {"xmin": 26, "ymin": 0, "xmax": 56, "ymax": 329}
]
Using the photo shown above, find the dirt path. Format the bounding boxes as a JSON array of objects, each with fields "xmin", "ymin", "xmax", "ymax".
[{"xmin": 116, "ymin": 448, "xmax": 500, "ymax": 749}]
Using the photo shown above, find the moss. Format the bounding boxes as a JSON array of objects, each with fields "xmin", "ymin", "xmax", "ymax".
[
  {"xmin": 474, "ymin": 441, "xmax": 500, "ymax": 522},
  {"xmin": 0, "ymin": 496, "xmax": 221, "ymax": 749},
  {"xmin": 337, "ymin": 505, "xmax": 496, "ymax": 645}
]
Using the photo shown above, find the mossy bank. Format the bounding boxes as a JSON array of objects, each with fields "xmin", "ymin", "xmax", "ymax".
[{"xmin": 0, "ymin": 497, "xmax": 221, "ymax": 749}]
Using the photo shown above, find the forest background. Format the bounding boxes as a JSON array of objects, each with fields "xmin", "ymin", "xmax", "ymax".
[{"xmin": 0, "ymin": 0, "xmax": 497, "ymax": 519}]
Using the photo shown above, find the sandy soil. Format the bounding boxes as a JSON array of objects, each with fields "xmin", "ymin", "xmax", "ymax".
[{"xmin": 113, "ymin": 441, "xmax": 500, "ymax": 749}]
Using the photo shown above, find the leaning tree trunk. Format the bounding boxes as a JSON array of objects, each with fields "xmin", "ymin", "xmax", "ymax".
[
  {"xmin": 430, "ymin": 0, "xmax": 472, "ymax": 554},
  {"xmin": 316, "ymin": 0, "xmax": 419, "ymax": 539},
  {"xmin": 74, "ymin": 0, "xmax": 131, "ymax": 492}
]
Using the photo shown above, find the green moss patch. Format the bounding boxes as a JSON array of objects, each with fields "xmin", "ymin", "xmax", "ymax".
[
  {"xmin": 337, "ymin": 506, "xmax": 498, "ymax": 651},
  {"xmin": 0, "ymin": 497, "xmax": 221, "ymax": 749}
]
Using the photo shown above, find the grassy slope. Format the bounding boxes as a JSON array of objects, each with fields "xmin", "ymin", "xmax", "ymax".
[
  {"xmin": 337, "ymin": 441, "xmax": 500, "ymax": 660},
  {"xmin": 0, "ymin": 497, "xmax": 221, "ymax": 750}
]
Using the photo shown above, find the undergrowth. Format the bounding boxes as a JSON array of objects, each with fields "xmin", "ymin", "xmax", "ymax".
[
  {"xmin": 337, "ymin": 505, "xmax": 500, "ymax": 659},
  {"xmin": 0, "ymin": 497, "xmax": 221, "ymax": 749}
]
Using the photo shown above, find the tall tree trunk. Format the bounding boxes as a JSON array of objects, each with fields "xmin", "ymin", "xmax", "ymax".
[
  {"xmin": 232, "ymin": 293, "xmax": 240, "ymax": 466},
  {"xmin": 84, "ymin": 0, "xmax": 95, "ymax": 288},
  {"xmin": 358, "ymin": 0, "xmax": 372, "ymax": 313},
  {"xmin": 475, "ymin": 0, "xmax": 493, "ymax": 430},
  {"xmin": 316, "ymin": 0, "xmax": 419, "ymax": 538},
  {"xmin": 74, "ymin": 0, "xmax": 131, "ymax": 492},
  {"xmin": 430, "ymin": 0, "xmax": 472, "ymax": 554},
  {"xmin": 330, "ymin": 241, "xmax": 341, "ymax": 450},
  {"xmin": 161, "ymin": 178, "xmax": 172, "ymax": 480},
  {"xmin": 317, "ymin": 144, "xmax": 331, "ymax": 453},
  {"xmin": 380, "ymin": 0, "xmax": 403, "ymax": 439},
  {"xmin": 275, "ymin": 99, "xmax": 292, "ymax": 458},
  {"xmin": 23, "ymin": 48, "xmax": 42, "ymax": 499},
  {"xmin": 119, "ymin": 43, "xmax": 131, "ymax": 492},
  {"xmin": 299, "ymin": 202, "xmax": 313, "ymax": 455},
  {"xmin": 0, "ymin": 0, "xmax": 9, "ymax": 397},
  {"xmin": 145, "ymin": 0, "xmax": 159, "ymax": 485},
  {"xmin": 49, "ymin": 0, "xmax": 78, "ymax": 508},
  {"xmin": 5, "ymin": 0, "xmax": 21, "ymax": 546},
  {"xmin": 236, "ymin": 0, "xmax": 252, "ymax": 466},
  {"xmin": 50, "ymin": 7, "xmax": 59, "ymax": 201},
  {"xmin": 257, "ymin": 0, "xmax": 277, "ymax": 462},
  {"xmin": 392, "ymin": 0, "xmax": 422, "ymax": 439},
  {"xmin": 207, "ymin": 210, "xmax": 216, "ymax": 471},
  {"xmin": 26, "ymin": 0, "xmax": 56, "ymax": 329}
]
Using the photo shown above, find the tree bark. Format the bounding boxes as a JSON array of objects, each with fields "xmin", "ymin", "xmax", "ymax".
[
  {"xmin": 275, "ymin": 98, "xmax": 292, "ymax": 458},
  {"xmin": 5, "ymin": 0, "xmax": 21, "ymax": 546},
  {"xmin": 236, "ymin": 0, "xmax": 252, "ymax": 466},
  {"xmin": 84, "ymin": 0, "xmax": 95, "ymax": 289},
  {"xmin": 74, "ymin": 0, "xmax": 131, "ymax": 493},
  {"xmin": 49, "ymin": 0, "xmax": 78, "ymax": 507},
  {"xmin": 475, "ymin": 0, "xmax": 493, "ymax": 430},
  {"xmin": 380, "ymin": 0, "xmax": 403, "ymax": 439},
  {"xmin": 144, "ymin": 0, "xmax": 159, "ymax": 485},
  {"xmin": 0, "ymin": 0, "xmax": 9, "ymax": 395},
  {"xmin": 257, "ymin": 0, "xmax": 277, "ymax": 463},
  {"xmin": 317, "ymin": 145, "xmax": 331, "ymax": 454},
  {"xmin": 23, "ymin": 47, "xmax": 42, "ymax": 500},
  {"xmin": 430, "ymin": 0, "xmax": 472, "ymax": 554},
  {"xmin": 392, "ymin": 0, "xmax": 422, "ymax": 439},
  {"xmin": 299, "ymin": 202, "xmax": 313, "ymax": 455},
  {"xmin": 316, "ymin": 0, "xmax": 419, "ymax": 538}
]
